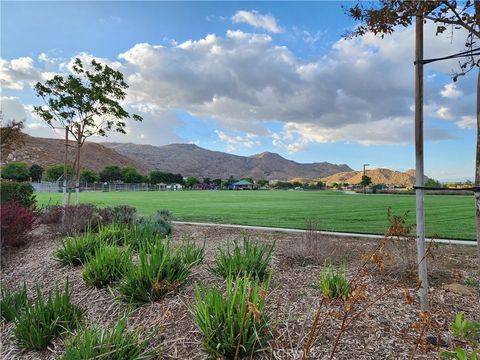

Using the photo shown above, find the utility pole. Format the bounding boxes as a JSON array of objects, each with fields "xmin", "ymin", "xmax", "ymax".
[
  {"xmin": 415, "ymin": 14, "xmax": 429, "ymax": 311},
  {"xmin": 363, "ymin": 163, "xmax": 369, "ymax": 194}
]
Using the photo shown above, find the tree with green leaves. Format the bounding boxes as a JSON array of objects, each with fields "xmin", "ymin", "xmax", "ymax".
[
  {"xmin": 346, "ymin": 0, "xmax": 480, "ymax": 305},
  {"xmin": 45, "ymin": 164, "xmax": 73, "ymax": 182},
  {"xmin": 1, "ymin": 162, "xmax": 30, "ymax": 181},
  {"xmin": 33, "ymin": 58, "xmax": 143, "ymax": 205},
  {"xmin": 360, "ymin": 175, "xmax": 372, "ymax": 187},
  {"xmin": 29, "ymin": 164, "xmax": 43, "ymax": 182},
  {"xmin": 99, "ymin": 165, "xmax": 122, "ymax": 183},
  {"xmin": 79, "ymin": 169, "xmax": 99, "ymax": 183},
  {"xmin": 185, "ymin": 176, "xmax": 200, "ymax": 188},
  {"xmin": 121, "ymin": 167, "xmax": 145, "ymax": 183}
]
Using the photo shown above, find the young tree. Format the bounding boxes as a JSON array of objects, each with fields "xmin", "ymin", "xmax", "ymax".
[
  {"xmin": 1, "ymin": 162, "xmax": 30, "ymax": 181},
  {"xmin": 29, "ymin": 164, "xmax": 44, "ymax": 182},
  {"xmin": 121, "ymin": 167, "xmax": 145, "ymax": 183},
  {"xmin": 346, "ymin": 0, "xmax": 480, "ymax": 304},
  {"xmin": 33, "ymin": 58, "xmax": 143, "ymax": 205},
  {"xmin": 185, "ymin": 176, "xmax": 199, "ymax": 188},
  {"xmin": 360, "ymin": 175, "xmax": 372, "ymax": 187}
]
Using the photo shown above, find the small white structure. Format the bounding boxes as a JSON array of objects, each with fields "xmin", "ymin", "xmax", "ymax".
[{"xmin": 168, "ymin": 183, "xmax": 183, "ymax": 191}]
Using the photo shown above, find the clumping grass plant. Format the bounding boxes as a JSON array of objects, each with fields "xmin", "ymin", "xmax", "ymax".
[
  {"xmin": 96, "ymin": 223, "xmax": 131, "ymax": 246},
  {"xmin": 14, "ymin": 280, "xmax": 83, "ymax": 350},
  {"xmin": 53, "ymin": 231, "xmax": 102, "ymax": 266},
  {"xmin": 124, "ymin": 225, "xmax": 163, "ymax": 251},
  {"xmin": 179, "ymin": 235, "xmax": 205, "ymax": 267},
  {"xmin": 1, "ymin": 283, "xmax": 29, "ymax": 322},
  {"xmin": 82, "ymin": 245, "xmax": 132, "ymax": 288},
  {"xmin": 192, "ymin": 274, "xmax": 272, "ymax": 359},
  {"xmin": 61, "ymin": 317, "xmax": 155, "ymax": 360},
  {"xmin": 119, "ymin": 239, "xmax": 196, "ymax": 304},
  {"xmin": 211, "ymin": 236, "xmax": 275, "ymax": 280},
  {"xmin": 317, "ymin": 261, "xmax": 351, "ymax": 301}
]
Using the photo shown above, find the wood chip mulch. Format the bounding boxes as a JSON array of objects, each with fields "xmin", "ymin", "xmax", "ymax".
[{"xmin": 1, "ymin": 224, "xmax": 478, "ymax": 359}]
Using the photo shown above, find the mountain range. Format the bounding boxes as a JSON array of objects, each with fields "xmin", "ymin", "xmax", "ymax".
[
  {"xmin": 102, "ymin": 142, "xmax": 353, "ymax": 180},
  {"xmin": 5, "ymin": 134, "xmax": 421, "ymax": 184}
]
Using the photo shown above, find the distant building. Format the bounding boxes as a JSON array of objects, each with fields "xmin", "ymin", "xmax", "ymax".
[
  {"xmin": 168, "ymin": 183, "xmax": 183, "ymax": 191},
  {"xmin": 231, "ymin": 179, "xmax": 254, "ymax": 190}
]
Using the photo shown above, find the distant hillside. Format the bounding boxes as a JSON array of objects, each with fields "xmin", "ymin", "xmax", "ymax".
[
  {"xmin": 5, "ymin": 134, "xmax": 151, "ymax": 174},
  {"xmin": 321, "ymin": 168, "xmax": 420, "ymax": 186},
  {"xmin": 103, "ymin": 142, "xmax": 353, "ymax": 181}
]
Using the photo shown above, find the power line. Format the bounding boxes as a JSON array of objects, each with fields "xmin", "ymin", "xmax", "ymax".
[{"xmin": 414, "ymin": 47, "xmax": 480, "ymax": 65}]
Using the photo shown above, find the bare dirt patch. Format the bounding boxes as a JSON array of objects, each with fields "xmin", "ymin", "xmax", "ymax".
[{"xmin": 1, "ymin": 224, "xmax": 478, "ymax": 359}]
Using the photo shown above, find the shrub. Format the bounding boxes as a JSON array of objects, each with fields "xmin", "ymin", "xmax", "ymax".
[
  {"xmin": 54, "ymin": 231, "xmax": 101, "ymax": 266},
  {"xmin": 14, "ymin": 280, "xmax": 83, "ymax": 350},
  {"xmin": 439, "ymin": 313, "xmax": 480, "ymax": 359},
  {"xmin": 124, "ymin": 225, "xmax": 163, "ymax": 251},
  {"xmin": 211, "ymin": 236, "xmax": 274, "ymax": 280},
  {"xmin": 0, "ymin": 181, "xmax": 36, "ymax": 207},
  {"xmin": 1, "ymin": 283, "xmax": 29, "ymax": 322},
  {"xmin": 98, "ymin": 205, "xmax": 137, "ymax": 226},
  {"xmin": 29, "ymin": 164, "xmax": 43, "ymax": 182},
  {"xmin": 317, "ymin": 261, "xmax": 351, "ymax": 301},
  {"xmin": 0, "ymin": 202, "xmax": 36, "ymax": 248},
  {"xmin": 135, "ymin": 209, "xmax": 173, "ymax": 237},
  {"xmin": 1, "ymin": 162, "xmax": 30, "ymax": 181},
  {"xmin": 119, "ymin": 239, "xmax": 193, "ymax": 304},
  {"xmin": 61, "ymin": 317, "xmax": 155, "ymax": 360},
  {"xmin": 464, "ymin": 276, "xmax": 478, "ymax": 288},
  {"xmin": 82, "ymin": 246, "xmax": 132, "ymax": 288},
  {"xmin": 38, "ymin": 204, "xmax": 102, "ymax": 235},
  {"xmin": 192, "ymin": 274, "xmax": 272, "ymax": 359}
]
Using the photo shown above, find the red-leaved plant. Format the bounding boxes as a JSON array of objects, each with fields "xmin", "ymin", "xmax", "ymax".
[{"xmin": 0, "ymin": 202, "xmax": 37, "ymax": 248}]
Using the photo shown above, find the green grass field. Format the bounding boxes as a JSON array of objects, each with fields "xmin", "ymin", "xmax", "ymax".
[{"xmin": 36, "ymin": 190, "xmax": 476, "ymax": 240}]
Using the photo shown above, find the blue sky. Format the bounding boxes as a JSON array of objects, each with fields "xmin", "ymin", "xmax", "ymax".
[{"xmin": 1, "ymin": 1, "xmax": 477, "ymax": 181}]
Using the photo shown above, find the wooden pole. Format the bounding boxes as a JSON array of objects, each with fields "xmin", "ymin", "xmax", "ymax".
[
  {"xmin": 74, "ymin": 125, "xmax": 81, "ymax": 206},
  {"xmin": 415, "ymin": 15, "xmax": 429, "ymax": 311}
]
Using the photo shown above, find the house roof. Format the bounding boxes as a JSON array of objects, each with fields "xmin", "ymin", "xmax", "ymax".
[{"xmin": 233, "ymin": 179, "xmax": 253, "ymax": 186}]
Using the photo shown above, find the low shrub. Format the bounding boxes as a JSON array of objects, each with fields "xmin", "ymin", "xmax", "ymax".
[
  {"xmin": 211, "ymin": 236, "xmax": 274, "ymax": 280},
  {"xmin": 439, "ymin": 313, "xmax": 480, "ymax": 359},
  {"xmin": 82, "ymin": 246, "xmax": 132, "ymax": 288},
  {"xmin": 98, "ymin": 205, "xmax": 137, "ymax": 226},
  {"xmin": 1, "ymin": 283, "xmax": 29, "ymax": 322},
  {"xmin": 135, "ymin": 209, "xmax": 173, "ymax": 237},
  {"xmin": 192, "ymin": 274, "xmax": 272, "ymax": 359},
  {"xmin": 0, "ymin": 202, "xmax": 36, "ymax": 249},
  {"xmin": 14, "ymin": 280, "xmax": 83, "ymax": 350},
  {"xmin": 0, "ymin": 181, "xmax": 36, "ymax": 207},
  {"xmin": 54, "ymin": 232, "xmax": 101, "ymax": 266},
  {"xmin": 38, "ymin": 204, "xmax": 102, "ymax": 235},
  {"xmin": 119, "ymin": 239, "xmax": 193, "ymax": 304},
  {"xmin": 62, "ymin": 318, "xmax": 155, "ymax": 360},
  {"xmin": 317, "ymin": 261, "xmax": 351, "ymax": 301},
  {"xmin": 464, "ymin": 276, "xmax": 478, "ymax": 288},
  {"xmin": 124, "ymin": 225, "xmax": 163, "ymax": 251}
]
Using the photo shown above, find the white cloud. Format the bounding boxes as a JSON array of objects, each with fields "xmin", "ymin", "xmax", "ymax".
[
  {"xmin": 215, "ymin": 130, "xmax": 259, "ymax": 151},
  {"xmin": 457, "ymin": 116, "xmax": 476, "ymax": 129},
  {"xmin": 232, "ymin": 10, "xmax": 284, "ymax": 33},
  {"xmin": 441, "ymin": 82, "xmax": 462, "ymax": 98}
]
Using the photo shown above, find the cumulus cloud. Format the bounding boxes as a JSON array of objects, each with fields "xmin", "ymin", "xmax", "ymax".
[
  {"xmin": 1, "ymin": 18, "xmax": 475, "ymax": 149},
  {"xmin": 232, "ymin": 10, "xmax": 284, "ymax": 33},
  {"xmin": 215, "ymin": 130, "xmax": 259, "ymax": 151}
]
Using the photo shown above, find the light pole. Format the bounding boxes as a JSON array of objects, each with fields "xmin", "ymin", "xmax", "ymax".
[{"xmin": 363, "ymin": 163, "xmax": 369, "ymax": 195}]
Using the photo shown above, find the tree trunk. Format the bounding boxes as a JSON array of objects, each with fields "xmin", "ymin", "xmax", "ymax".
[
  {"xmin": 74, "ymin": 126, "xmax": 81, "ymax": 206},
  {"xmin": 62, "ymin": 126, "xmax": 69, "ymax": 224},
  {"xmin": 476, "ymin": 66, "xmax": 480, "ymax": 303}
]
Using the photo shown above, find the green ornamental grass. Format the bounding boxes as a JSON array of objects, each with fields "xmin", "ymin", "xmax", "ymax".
[
  {"xmin": 82, "ymin": 245, "xmax": 132, "ymax": 288},
  {"xmin": 211, "ymin": 236, "xmax": 274, "ymax": 280},
  {"xmin": 14, "ymin": 280, "xmax": 83, "ymax": 350},
  {"xmin": 1, "ymin": 283, "xmax": 29, "ymax": 322},
  {"xmin": 53, "ymin": 231, "xmax": 101, "ymax": 266},
  {"xmin": 61, "ymin": 317, "xmax": 155, "ymax": 360},
  {"xmin": 96, "ymin": 223, "xmax": 131, "ymax": 246},
  {"xmin": 119, "ymin": 239, "xmax": 195, "ymax": 304},
  {"xmin": 192, "ymin": 274, "xmax": 272, "ymax": 359},
  {"xmin": 318, "ymin": 261, "xmax": 351, "ymax": 301}
]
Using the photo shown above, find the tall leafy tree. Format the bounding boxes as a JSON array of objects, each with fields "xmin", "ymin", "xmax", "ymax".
[
  {"xmin": 0, "ymin": 115, "xmax": 26, "ymax": 162},
  {"xmin": 346, "ymin": 0, "xmax": 479, "ymax": 300},
  {"xmin": 33, "ymin": 58, "xmax": 142, "ymax": 204},
  {"xmin": 1, "ymin": 162, "xmax": 30, "ymax": 181},
  {"xmin": 29, "ymin": 164, "xmax": 44, "ymax": 182},
  {"xmin": 99, "ymin": 165, "xmax": 122, "ymax": 183}
]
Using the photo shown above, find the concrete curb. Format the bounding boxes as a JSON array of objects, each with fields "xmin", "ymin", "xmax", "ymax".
[{"xmin": 173, "ymin": 221, "xmax": 477, "ymax": 246}]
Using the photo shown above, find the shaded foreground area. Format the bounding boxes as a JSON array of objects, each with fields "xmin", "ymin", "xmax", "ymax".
[
  {"xmin": 1, "ymin": 224, "xmax": 478, "ymax": 359},
  {"xmin": 36, "ymin": 191, "xmax": 477, "ymax": 240}
]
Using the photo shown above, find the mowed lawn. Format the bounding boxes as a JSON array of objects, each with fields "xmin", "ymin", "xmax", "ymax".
[{"xmin": 36, "ymin": 190, "xmax": 476, "ymax": 240}]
